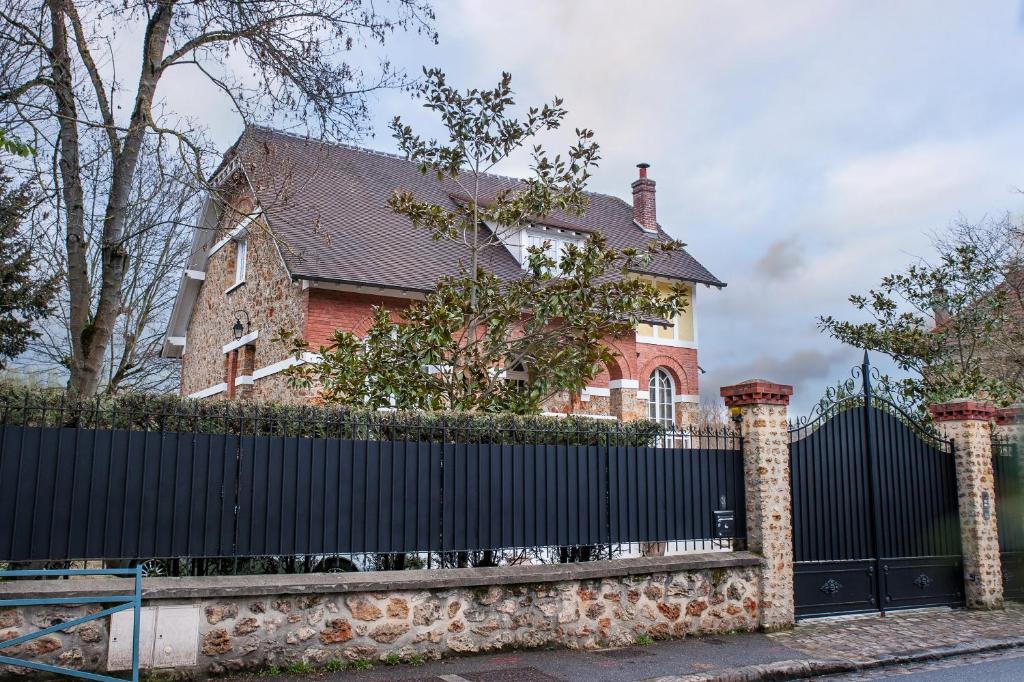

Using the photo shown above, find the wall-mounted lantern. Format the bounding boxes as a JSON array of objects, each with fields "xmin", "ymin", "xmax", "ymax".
[{"xmin": 231, "ymin": 310, "xmax": 251, "ymax": 341}]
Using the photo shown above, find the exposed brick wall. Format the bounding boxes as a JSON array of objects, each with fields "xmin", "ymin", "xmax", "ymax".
[
  {"xmin": 541, "ymin": 340, "xmax": 699, "ymax": 422},
  {"xmin": 631, "ymin": 164, "xmax": 657, "ymax": 231},
  {"xmin": 305, "ymin": 289, "xmax": 415, "ymax": 350},
  {"xmin": 579, "ymin": 338, "xmax": 699, "ymax": 396}
]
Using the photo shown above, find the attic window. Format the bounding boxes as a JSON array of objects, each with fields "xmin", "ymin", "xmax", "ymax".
[
  {"xmin": 524, "ymin": 228, "xmax": 582, "ymax": 275},
  {"xmin": 234, "ymin": 235, "xmax": 247, "ymax": 286}
]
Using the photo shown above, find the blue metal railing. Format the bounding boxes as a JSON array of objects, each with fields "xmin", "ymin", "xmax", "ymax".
[{"xmin": 0, "ymin": 566, "xmax": 142, "ymax": 682}]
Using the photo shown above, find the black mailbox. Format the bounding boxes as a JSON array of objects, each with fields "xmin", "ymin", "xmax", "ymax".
[{"xmin": 714, "ymin": 510, "xmax": 735, "ymax": 539}]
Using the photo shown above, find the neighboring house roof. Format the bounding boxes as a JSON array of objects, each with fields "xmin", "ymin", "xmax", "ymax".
[
  {"xmin": 236, "ymin": 126, "xmax": 724, "ymax": 290},
  {"xmin": 162, "ymin": 126, "xmax": 724, "ymax": 357}
]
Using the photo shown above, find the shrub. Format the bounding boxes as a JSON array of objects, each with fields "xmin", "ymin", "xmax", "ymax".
[{"xmin": 0, "ymin": 383, "xmax": 665, "ymax": 446}]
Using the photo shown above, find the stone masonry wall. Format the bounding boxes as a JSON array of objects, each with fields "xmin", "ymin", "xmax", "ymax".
[
  {"xmin": 931, "ymin": 401, "xmax": 1003, "ymax": 609},
  {"xmin": 737, "ymin": 403, "xmax": 793, "ymax": 629},
  {"xmin": 180, "ymin": 206, "xmax": 308, "ymax": 399},
  {"xmin": 0, "ymin": 558, "xmax": 760, "ymax": 678},
  {"xmin": 720, "ymin": 381, "xmax": 795, "ymax": 631}
]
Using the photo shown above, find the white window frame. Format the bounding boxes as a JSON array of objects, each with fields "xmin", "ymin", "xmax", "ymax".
[
  {"xmin": 521, "ymin": 227, "xmax": 582, "ymax": 276},
  {"xmin": 648, "ymin": 368, "xmax": 675, "ymax": 428},
  {"xmin": 233, "ymin": 235, "xmax": 248, "ymax": 286}
]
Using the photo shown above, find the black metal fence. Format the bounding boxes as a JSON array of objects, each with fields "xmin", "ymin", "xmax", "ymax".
[
  {"xmin": 993, "ymin": 438, "xmax": 1024, "ymax": 600},
  {"xmin": 0, "ymin": 396, "xmax": 745, "ymax": 574}
]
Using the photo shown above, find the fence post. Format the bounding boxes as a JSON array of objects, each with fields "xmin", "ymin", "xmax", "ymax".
[
  {"xmin": 929, "ymin": 399, "xmax": 1002, "ymax": 610},
  {"xmin": 720, "ymin": 379, "xmax": 794, "ymax": 631}
]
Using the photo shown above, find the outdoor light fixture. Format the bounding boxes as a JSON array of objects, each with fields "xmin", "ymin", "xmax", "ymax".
[{"xmin": 231, "ymin": 310, "xmax": 251, "ymax": 341}]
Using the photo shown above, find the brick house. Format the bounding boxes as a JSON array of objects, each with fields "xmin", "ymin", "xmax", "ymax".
[
  {"xmin": 162, "ymin": 127, "xmax": 725, "ymax": 426},
  {"xmin": 931, "ymin": 264, "xmax": 1024, "ymax": 399}
]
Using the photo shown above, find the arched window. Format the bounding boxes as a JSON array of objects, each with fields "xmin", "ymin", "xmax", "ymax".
[{"xmin": 648, "ymin": 368, "xmax": 674, "ymax": 428}]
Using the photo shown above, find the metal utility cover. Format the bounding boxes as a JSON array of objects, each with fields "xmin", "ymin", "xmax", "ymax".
[
  {"xmin": 152, "ymin": 605, "xmax": 200, "ymax": 668},
  {"xmin": 107, "ymin": 607, "xmax": 156, "ymax": 671}
]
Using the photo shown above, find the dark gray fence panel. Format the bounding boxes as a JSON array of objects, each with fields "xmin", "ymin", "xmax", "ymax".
[
  {"xmin": 994, "ymin": 441, "xmax": 1024, "ymax": 600},
  {"xmin": 0, "ymin": 426, "xmax": 238, "ymax": 562},
  {"xmin": 235, "ymin": 436, "xmax": 444, "ymax": 557},
  {"xmin": 2, "ymin": 424, "xmax": 744, "ymax": 563},
  {"xmin": 607, "ymin": 446, "xmax": 745, "ymax": 546}
]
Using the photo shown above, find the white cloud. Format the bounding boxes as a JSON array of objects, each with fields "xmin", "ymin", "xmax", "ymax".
[
  {"xmin": 420, "ymin": 0, "xmax": 1024, "ymax": 414},
  {"xmin": 87, "ymin": 0, "xmax": 1024, "ymax": 414}
]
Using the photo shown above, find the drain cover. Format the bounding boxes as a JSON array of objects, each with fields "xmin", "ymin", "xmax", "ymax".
[{"xmin": 595, "ymin": 647, "xmax": 654, "ymax": 659}]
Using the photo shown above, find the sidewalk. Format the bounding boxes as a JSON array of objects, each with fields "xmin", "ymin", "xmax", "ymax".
[{"xmin": 246, "ymin": 603, "xmax": 1024, "ymax": 682}]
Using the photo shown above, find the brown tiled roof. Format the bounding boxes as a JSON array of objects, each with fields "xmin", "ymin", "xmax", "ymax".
[{"xmin": 230, "ymin": 126, "xmax": 724, "ymax": 290}]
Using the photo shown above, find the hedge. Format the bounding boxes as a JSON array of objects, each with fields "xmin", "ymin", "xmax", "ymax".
[{"xmin": 0, "ymin": 384, "xmax": 672, "ymax": 446}]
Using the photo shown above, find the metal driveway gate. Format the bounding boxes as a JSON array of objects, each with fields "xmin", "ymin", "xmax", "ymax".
[
  {"xmin": 993, "ymin": 439, "xmax": 1023, "ymax": 600},
  {"xmin": 788, "ymin": 355, "xmax": 963, "ymax": 618}
]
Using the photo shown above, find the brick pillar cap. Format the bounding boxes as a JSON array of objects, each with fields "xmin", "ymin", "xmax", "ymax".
[
  {"xmin": 928, "ymin": 399, "xmax": 995, "ymax": 422},
  {"xmin": 720, "ymin": 379, "xmax": 793, "ymax": 407},
  {"xmin": 995, "ymin": 404, "xmax": 1024, "ymax": 426}
]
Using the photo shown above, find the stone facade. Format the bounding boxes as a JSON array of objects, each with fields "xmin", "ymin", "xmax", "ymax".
[
  {"xmin": 930, "ymin": 399, "xmax": 1003, "ymax": 609},
  {"xmin": 179, "ymin": 196, "xmax": 308, "ymax": 401},
  {"xmin": 0, "ymin": 556, "xmax": 759, "ymax": 678},
  {"xmin": 720, "ymin": 380, "xmax": 795, "ymax": 631}
]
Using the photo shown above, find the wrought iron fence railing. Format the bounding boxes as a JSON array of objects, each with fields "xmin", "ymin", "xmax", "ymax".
[{"xmin": 0, "ymin": 393, "xmax": 745, "ymax": 576}]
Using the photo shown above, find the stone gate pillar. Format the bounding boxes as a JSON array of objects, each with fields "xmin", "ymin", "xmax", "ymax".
[
  {"xmin": 929, "ymin": 399, "xmax": 1002, "ymax": 609},
  {"xmin": 720, "ymin": 379, "xmax": 794, "ymax": 630}
]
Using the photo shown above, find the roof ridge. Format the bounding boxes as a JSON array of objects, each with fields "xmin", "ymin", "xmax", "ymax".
[
  {"xmin": 248, "ymin": 124, "xmax": 633, "ymax": 204},
  {"xmin": 249, "ymin": 124, "xmax": 413, "ymax": 163}
]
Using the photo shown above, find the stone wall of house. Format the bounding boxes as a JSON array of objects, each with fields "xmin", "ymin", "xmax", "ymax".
[
  {"xmin": 180, "ymin": 199, "xmax": 308, "ymax": 399},
  {"xmin": 541, "ymin": 390, "xmax": 613, "ymax": 418},
  {"xmin": 0, "ymin": 556, "xmax": 760, "ymax": 678}
]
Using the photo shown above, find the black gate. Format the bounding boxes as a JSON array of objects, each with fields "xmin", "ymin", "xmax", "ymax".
[
  {"xmin": 789, "ymin": 354, "xmax": 963, "ymax": 618},
  {"xmin": 993, "ymin": 439, "xmax": 1024, "ymax": 600}
]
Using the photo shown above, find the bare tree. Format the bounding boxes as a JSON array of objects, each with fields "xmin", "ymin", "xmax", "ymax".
[
  {"xmin": 20, "ymin": 142, "xmax": 198, "ymax": 393},
  {"xmin": 0, "ymin": 0, "xmax": 435, "ymax": 395}
]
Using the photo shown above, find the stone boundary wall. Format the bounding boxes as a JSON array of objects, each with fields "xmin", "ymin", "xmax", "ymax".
[{"xmin": 0, "ymin": 554, "xmax": 760, "ymax": 678}]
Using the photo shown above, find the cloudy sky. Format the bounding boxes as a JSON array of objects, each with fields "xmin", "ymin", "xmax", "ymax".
[{"xmin": 166, "ymin": 1, "xmax": 1024, "ymax": 415}]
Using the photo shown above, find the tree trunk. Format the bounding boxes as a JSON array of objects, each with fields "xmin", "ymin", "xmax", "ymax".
[
  {"xmin": 62, "ymin": 0, "xmax": 175, "ymax": 395},
  {"xmin": 48, "ymin": 0, "xmax": 91, "ymax": 394}
]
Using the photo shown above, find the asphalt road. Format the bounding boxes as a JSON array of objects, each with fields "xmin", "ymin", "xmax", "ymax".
[{"xmin": 823, "ymin": 647, "xmax": 1024, "ymax": 680}]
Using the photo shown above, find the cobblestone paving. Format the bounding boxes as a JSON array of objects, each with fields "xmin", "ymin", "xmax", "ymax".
[
  {"xmin": 767, "ymin": 603, "xmax": 1024, "ymax": 663},
  {"xmin": 822, "ymin": 647, "xmax": 1024, "ymax": 679}
]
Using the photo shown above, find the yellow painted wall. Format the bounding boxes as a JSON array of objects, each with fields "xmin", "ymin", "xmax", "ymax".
[{"xmin": 636, "ymin": 278, "xmax": 694, "ymax": 342}]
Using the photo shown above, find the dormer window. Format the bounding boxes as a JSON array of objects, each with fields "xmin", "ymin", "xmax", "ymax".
[{"xmin": 523, "ymin": 228, "xmax": 582, "ymax": 276}]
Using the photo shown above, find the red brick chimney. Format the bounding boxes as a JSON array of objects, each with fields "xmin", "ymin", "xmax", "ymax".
[{"xmin": 632, "ymin": 163, "xmax": 657, "ymax": 233}]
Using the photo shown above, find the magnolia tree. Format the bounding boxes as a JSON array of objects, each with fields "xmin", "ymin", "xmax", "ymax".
[
  {"xmin": 281, "ymin": 70, "xmax": 688, "ymax": 414},
  {"xmin": 819, "ymin": 215, "xmax": 1024, "ymax": 408}
]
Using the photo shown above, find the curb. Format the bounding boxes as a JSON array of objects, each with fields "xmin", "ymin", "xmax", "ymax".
[{"xmin": 642, "ymin": 635, "xmax": 1024, "ymax": 681}]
